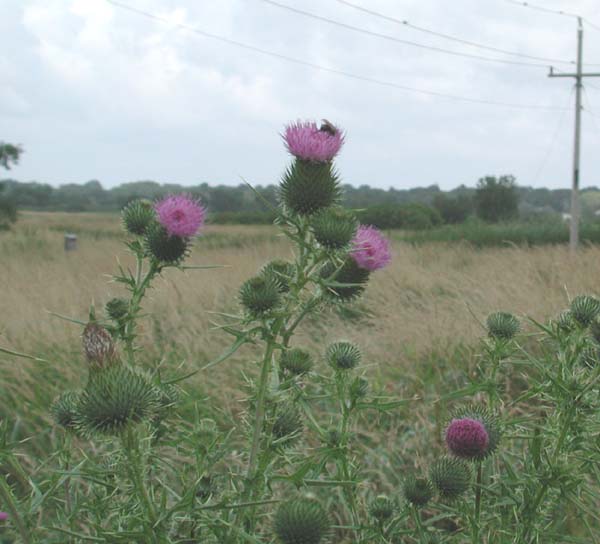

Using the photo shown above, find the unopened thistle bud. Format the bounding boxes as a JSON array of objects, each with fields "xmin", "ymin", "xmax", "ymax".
[
  {"xmin": 320, "ymin": 258, "xmax": 370, "ymax": 301},
  {"xmin": 273, "ymin": 497, "xmax": 331, "ymax": 544},
  {"xmin": 403, "ymin": 474, "xmax": 434, "ymax": 507},
  {"xmin": 570, "ymin": 295, "xmax": 600, "ymax": 327},
  {"xmin": 280, "ymin": 348, "xmax": 313, "ymax": 376},
  {"xmin": 82, "ymin": 322, "xmax": 118, "ymax": 368},
  {"xmin": 368, "ymin": 495, "xmax": 396, "ymax": 523},
  {"xmin": 273, "ymin": 404, "xmax": 303, "ymax": 446},
  {"xmin": 447, "ymin": 405, "xmax": 501, "ymax": 460},
  {"xmin": 486, "ymin": 312, "xmax": 520, "ymax": 341},
  {"xmin": 429, "ymin": 457, "xmax": 471, "ymax": 501},
  {"xmin": 122, "ymin": 199, "xmax": 155, "ymax": 236},
  {"xmin": 144, "ymin": 222, "xmax": 189, "ymax": 265},
  {"xmin": 106, "ymin": 297, "xmax": 129, "ymax": 322},
  {"xmin": 349, "ymin": 376, "xmax": 369, "ymax": 400},
  {"xmin": 51, "ymin": 391, "xmax": 81, "ymax": 432},
  {"xmin": 311, "ymin": 207, "xmax": 358, "ymax": 250},
  {"xmin": 239, "ymin": 275, "xmax": 281, "ymax": 316},
  {"xmin": 326, "ymin": 341, "xmax": 361, "ymax": 371},
  {"xmin": 556, "ymin": 310, "xmax": 576, "ymax": 332},
  {"xmin": 261, "ymin": 260, "xmax": 295, "ymax": 293}
]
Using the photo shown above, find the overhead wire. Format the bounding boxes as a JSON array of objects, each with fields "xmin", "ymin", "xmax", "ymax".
[{"xmin": 105, "ymin": 0, "xmax": 567, "ymax": 111}]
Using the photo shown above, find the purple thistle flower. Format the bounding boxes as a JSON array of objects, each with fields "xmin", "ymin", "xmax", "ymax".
[
  {"xmin": 0, "ymin": 512, "xmax": 8, "ymax": 521},
  {"xmin": 155, "ymin": 194, "xmax": 205, "ymax": 238},
  {"xmin": 445, "ymin": 418, "xmax": 489, "ymax": 459},
  {"xmin": 350, "ymin": 225, "xmax": 391, "ymax": 271},
  {"xmin": 283, "ymin": 120, "xmax": 344, "ymax": 162}
]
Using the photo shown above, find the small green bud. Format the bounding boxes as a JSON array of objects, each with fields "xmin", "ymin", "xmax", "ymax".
[
  {"xmin": 144, "ymin": 222, "xmax": 189, "ymax": 264},
  {"xmin": 349, "ymin": 376, "xmax": 368, "ymax": 400},
  {"xmin": 429, "ymin": 457, "xmax": 471, "ymax": 501},
  {"xmin": 311, "ymin": 207, "xmax": 357, "ymax": 250},
  {"xmin": 326, "ymin": 342, "xmax": 361, "ymax": 371},
  {"xmin": 570, "ymin": 295, "xmax": 600, "ymax": 327},
  {"xmin": 106, "ymin": 297, "xmax": 129, "ymax": 322},
  {"xmin": 122, "ymin": 199, "xmax": 155, "ymax": 236},
  {"xmin": 273, "ymin": 497, "xmax": 331, "ymax": 544},
  {"xmin": 486, "ymin": 312, "xmax": 520, "ymax": 341},
  {"xmin": 280, "ymin": 348, "xmax": 313, "ymax": 377},
  {"xmin": 321, "ymin": 258, "xmax": 370, "ymax": 301},
  {"xmin": 403, "ymin": 475, "xmax": 434, "ymax": 507},
  {"xmin": 273, "ymin": 404, "xmax": 303, "ymax": 446},
  {"xmin": 556, "ymin": 310, "xmax": 576, "ymax": 332},
  {"xmin": 368, "ymin": 495, "xmax": 395, "ymax": 522},
  {"xmin": 261, "ymin": 260, "xmax": 295, "ymax": 293},
  {"xmin": 51, "ymin": 391, "xmax": 81, "ymax": 432},
  {"xmin": 239, "ymin": 275, "xmax": 281, "ymax": 316}
]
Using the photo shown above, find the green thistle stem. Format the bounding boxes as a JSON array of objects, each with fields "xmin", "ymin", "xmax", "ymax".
[
  {"xmin": 411, "ymin": 504, "xmax": 426, "ymax": 543},
  {"xmin": 0, "ymin": 476, "xmax": 31, "ymax": 544},
  {"xmin": 472, "ymin": 461, "xmax": 483, "ymax": 543}
]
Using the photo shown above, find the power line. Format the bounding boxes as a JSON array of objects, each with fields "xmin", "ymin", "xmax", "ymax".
[
  {"xmin": 333, "ymin": 0, "xmax": 576, "ymax": 66},
  {"xmin": 105, "ymin": 0, "xmax": 567, "ymax": 111},
  {"xmin": 257, "ymin": 0, "xmax": 551, "ymax": 68}
]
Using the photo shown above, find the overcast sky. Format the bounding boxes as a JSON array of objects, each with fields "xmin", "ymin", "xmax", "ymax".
[{"xmin": 2, "ymin": 0, "xmax": 600, "ymax": 190}]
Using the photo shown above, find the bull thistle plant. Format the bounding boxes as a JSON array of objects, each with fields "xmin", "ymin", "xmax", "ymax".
[{"xmin": 0, "ymin": 121, "xmax": 599, "ymax": 543}]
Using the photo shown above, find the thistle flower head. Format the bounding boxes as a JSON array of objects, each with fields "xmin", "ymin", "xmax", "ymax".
[
  {"xmin": 274, "ymin": 497, "xmax": 331, "ymax": 544},
  {"xmin": 122, "ymin": 199, "xmax": 155, "ymax": 236},
  {"xmin": 272, "ymin": 404, "xmax": 303, "ymax": 446},
  {"xmin": 144, "ymin": 222, "xmax": 190, "ymax": 264},
  {"xmin": 155, "ymin": 194, "xmax": 205, "ymax": 238},
  {"xmin": 321, "ymin": 258, "xmax": 370, "ymax": 301},
  {"xmin": 445, "ymin": 418, "xmax": 489, "ymax": 460},
  {"xmin": 239, "ymin": 275, "xmax": 281, "ymax": 316},
  {"xmin": 0, "ymin": 512, "xmax": 7, "ymax": 521},
  {"xmin": 311, "ymin": 207, "xmax": 358, "ymax": 250},
  {"xmin": 106, "ymin": 297, "xmax": 129, "ymax": 322},
  {"xmin": 261, "ymin": 260, "xmax": 295, "ymax": 293},
  {"xmin": 403, "ymin": 474, "xmax": 434, "ymax": 507},
  {"xmin": 326, "ymin": 341, "xmax": 361, "ymax": 370},
  {"xmin": 82, "ymin": 322, "xmax": 118, "ymax": 368},
  {"xmin": 486, "ymin": 312, "xmax": 520, "ymax": 341},
  {"xmin": 350, "ymin": 225, "xmax": 391, "ymax": 271},
  {"xmin": 283, "ymin": 120, "xmax": 344, "ymax": 163},
  {"xmin": 429, "ymin": 457, "xmax": 471, "ymax": 501},
  {"xmin": 570, "ymin": 295, "xmax": 600, "ymax": 327},
  {"xmin": 280, "ymin": 348, "xmax": 313, "ymax": 377},
  {"xmin": 368, "ymin": 495, "xmax": 396, "ymax": 522},
  {"xmin": 51, "ymin": 391, "xmax": 81, "ymax": 432}
]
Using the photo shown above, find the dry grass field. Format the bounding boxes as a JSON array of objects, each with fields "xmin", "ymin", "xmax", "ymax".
[{"xmin": 2, "ymin": 211, "xmax": 600, "ymax": 453}]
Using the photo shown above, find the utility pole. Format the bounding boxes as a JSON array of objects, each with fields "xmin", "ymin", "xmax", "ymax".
[{"xmin": 549, "ymin": 17, "xmax": 600, "ymax": 252}]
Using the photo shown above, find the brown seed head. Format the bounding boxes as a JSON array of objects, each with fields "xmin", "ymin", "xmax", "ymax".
[{"xmin": 82, "ymin": 323, "xmax": 117, "ymax": 368}]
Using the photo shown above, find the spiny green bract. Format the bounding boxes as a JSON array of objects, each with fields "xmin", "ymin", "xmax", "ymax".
[
  {"xmin": 280, "ymin": 348, "xmax": 313, "ymax": 376},
  {"xmin": 486, "ymin": 312, "xmax": 520, "ymax": 341},
  {"xmin": 51, "ymin": 391, "xmax": 81, "ymax": 432},
  {"xmin": 403, "ymin": 474, "xmax": 434, "ymax": 507},
  {"xmin": 144, "ymin": 222, "xmax": 189, "ymax": 264},
  {"xmin": 368, "ymin": 495, "xmax": 396, "ymax": 522},
  {"xmin": 556, "ymin": 310, "xmax": 576, "ymax": 332},
  {"xmin": 272, "ymin": 404, "xmax": 303, "ymax": 446},
  {"xmin": 76, "ymin": 365, "xmax": 160, "ymax": 436},
  {"xmin": 105, "ymin": 297, "xmax": 129, "ymax": 322},
  {"xmin": 320, "ymin": 258, "xmax": 370, "ymax": 301},
  {"xmin": 570, "ymin": 295, "xmax": 600, "ymax": 327},
  {"xmin": 448, "ymin": 405, "xmax": 501, "ymax": 460},
  {"xmin": 261, "ymin": 260, "xmax": 295, "ymax": 293},
  {"xmin": 273, "ymin": 498, "xmax": 330, "ymax": 544},
  {"xmin": 310, "ymin": 207, "xmax": 357, "ymax": 250},
  {"xmin": 122, "ymin": 199, "xmax": 155, "ymax": 236},
  {"xmin": 239, "ymin": 275, "xmax": 281, "ymax": 316},
  {"xmin": 429, "ymin": 457, "xmax": 471, "ymax": 500},
  {"xmin": 279, "ymin": 159, "xmax": 341, "ymax": 215},
  {"xmin": 326, "ymin": 341, "xmax": 361, "ymax": 371}
]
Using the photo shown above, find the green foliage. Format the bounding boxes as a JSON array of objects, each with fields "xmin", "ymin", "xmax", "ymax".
[
  {"xmin": 474, "ymin": 175, "xmax": 519, "ymax": 223},
  {"xmin": 0, "ymin": 142, "xmax": 22, "ymax": 170},
  {"xmin": 0, "ymin": 181, "xmax": 17, "ymax": 230},
  {"xmin": 357, "ymin": 202, "xmax": 442, "ymax": 230},
  {"xmin": 433, "ymin": 193, "xmax": 473, "ymax": 224}
]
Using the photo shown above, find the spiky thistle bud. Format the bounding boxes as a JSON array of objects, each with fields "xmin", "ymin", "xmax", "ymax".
[
  {"xmin": 76, "ymin": 365, "xmax": 159, "ymax": 436},
  {"xmin": 280, "ymin": 348, "xmax": 313, "ymax": 377},
  {"xmin": 262, "ymin": 260, "xmax": 295, "ymax": 293},
  {"xmin": 239, "ymin": 275, "xmax": 281, "ymax": 316},
  {"xmin": 273, "ymin": 404, "xmax": 303, "ymax": 446},
  {"xmin": 486, "ymin": 312, "xmax": 520, "ymax": 341},
  {"xmin": 273, "ymin": 498, "xmax": 331, "ymax": 544},
  {"xmin": 570, "ymin": 295, "xmax": 600, "ymax": 327},
  {"xmin": 122, "ymin": 199, "xmax": 155, "ymax": 236},
  {"xmin": 349, "ymin": 376, "xmax": 368, "ymax": 400},
  {"xmin": 311, "ymin": 207, "xmax": 357, "ymax": 250},
  {"xmin": 369, "ymin": 495, "xmax": 396, "ymax": 523},
  {"xmin": 82, "ymin": 322, "xmax": 118, "ymax": 368},
  {"xmin": 326, "ymin": 342, "xmax": 361, "ymax": 371},
  {"xmin": 447, "ymin": 405, "xmax": 501, "ymax": 460},
  {"xmin": 556, "ymin": 310, "xmax": 576, "ymax": 333},
  {"xmin": 106, "ymin": 297, "xmax": 129, "ymax": 322},
  {"xmin": 321, "ymin": 258, "xmax": 370, "ymax": 301},
  {"xmin": 430, "ymin": 457, "xmax": 471, "ymax": 501},
  {"xmin": 403, "ymin": 474, "xmax": 434, "ymax": 507},
  {"xmin": 279, "ymin": 160, "xmax": 341, "ymax": 216},
  {"xmin": 144, "ymin": 222, "xmax": 189, "ymax": 265},
  {"xmin": 51, "ymin": 391, "xmax": 81, "ymax": 432}
]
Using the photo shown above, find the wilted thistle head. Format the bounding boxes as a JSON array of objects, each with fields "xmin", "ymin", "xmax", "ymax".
[
  {"xmin": 429, "ymin": 457, "xmax": 471, "ymax": 501},
  {"xmin": 51, "ymin": 391, "xmax": 81, "ymax": 432},
  {"xmin": 77, "ymin": 365, "xmax": 159, "ymax": 436},
  {"xmin": 350, "ymin": 225, "xmax": 392, "ymax": 271},
  {"xmin": 280, "ymin": 348, "xmax": 313, "ymax": 377},
  {"xmin": 403, "ymin": 474, "xmax": 434, "ymax": 507},
  {"xmin": 273, "ymin": 497, "xmax": 331, "ymax": 544},
  {"xmin": 486, "ymin": 312, "xmax": 520, "ymax": 341},
  {"xmin": 122, "ymin": 199, "xmax": 155, "ymax": 236},
  {"xmin": 311, "ymin": 207, "xmax": 358, "ymax": 250},
  {"xmin": 368, "ymin": 495, "xmax": 396, "ymax": 523},
  {"xmin": 326, "ymin": 341, "xmax": 361, "ymax": 371},
  {"xmin": 283, "ymin": 120, "xmax": 344, "ymax": 163},
  {"xmin": 273, "ymin": 404, "xmax": 303, "ymax": 446},
  {"xmin": 279, "ymin": 160, "xmax": 341, "ymax": 216},
  {"xmin": 320, "ymin": 258, "xmax": 370, "ymax": 301},
  {"xmin": 349, "ymin": 376, "xmax": 369, "ymax": 401},
  {"xmin": 155, "ymin": 194, "xmax": 205, "ymax": 238},
  {"xmin": 144, "ymin": 222, "xmax": 190, "ymax": 265},
  {"xmin": 106, "ymin": 297, "xmax": 129, "ymax": 322},
  {"xmin": 239, "ymin": 275, "xmax": 281, "ymax": 316},
  {"xmin": 262, "ymin": 260, "xmax": 295, "ymax": 293},
  {"xmin": 82, "ymin": 322, "xmax": 118, "ymax": 369},
  {"xmin": 448, "ymin": 405, "xmax": 501, "ymax": 460},
  {"xmin": 570, "ymin": 295, "xmax": 600, "ymax": 327}
]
